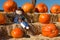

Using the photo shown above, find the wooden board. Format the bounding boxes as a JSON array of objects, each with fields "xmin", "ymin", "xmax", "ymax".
[{"xmin": 8, "ymin": 34, "xmax": 60, "ymax": 40}]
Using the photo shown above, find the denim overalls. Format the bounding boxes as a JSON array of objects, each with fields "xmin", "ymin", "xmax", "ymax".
[{"xmin": 14, "ymin": 13, "xmax": 29, "ymax": 29}]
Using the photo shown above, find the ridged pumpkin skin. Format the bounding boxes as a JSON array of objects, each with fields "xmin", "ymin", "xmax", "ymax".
[
  {"xmin": 11, "ymin": 28, "xmax": 23, "ymax": 38},
  {"xmin": 38, "ymin": 13, "xmax": 50, "ymax": 24},
  {"xmin": 35, "ymin": 3, "xmax": 48, "ymax": 13},
  {"xmin": 50, "ymin": 4, "xmax": 60, "ymax": 14},
  {"xmin": 22, "ymin": 3, "xmax": 34, "ymax": 13},
  {"xmin": 42, "ymin": 24, "xmax": 59, "ymax": 38},
  {"xmin": 3, "ymin": 0, "xmax": 17, "ymax": 12},
  {"xmin": 0, "ymin": 14, "xmax": 6, "ymax": 24}
]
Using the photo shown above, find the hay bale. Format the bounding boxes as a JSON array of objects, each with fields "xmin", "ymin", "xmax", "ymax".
[{"xmin": 26, "ymin": 13, "xmax": 58, "ymax": 23}]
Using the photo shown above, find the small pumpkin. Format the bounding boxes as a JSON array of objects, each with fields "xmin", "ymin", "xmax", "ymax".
[
  {"xmin": 22, "ymin": 2, "xmax": 34, "ymax": 13},
  {"xmin": 50, "ymin": 4, "xmax": 60, "ymax": 14},
  {"xmin": 58, "ymin": 18, "xmax": 60, "ymax": 22},
  {"xmin": 11, "ymin": 28, "xmax": 23, "ymax": 38},
  {"xmin": 38, "ymin": 13, "xmax": 50, "ymax": 24},
  {"xmin": 0, "ymin": 14, "xmax": 6, "ymax": 24},
  {"xmin": 3, "ymin": 0, "xmax": 17, "ymax": 12},
  {"xmin": 41, "ymin": 24, "xmax": 59, "ymax": 38},
  {"xmin": 35, "ymin": 3, "xmax": 48, "ymax": 13}
]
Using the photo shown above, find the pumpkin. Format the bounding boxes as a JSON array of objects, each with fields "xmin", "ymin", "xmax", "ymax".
[
  {"xmin": 35, "ymin": 3, "xmax": 48, "ymax": 13},
  {"xmin": 58, "ymin": 18, "xmax": 60, "ymax": 22},
  {"xmin": 3, "ymin": 0, "xmax": 17, "ymax": 12},
  {"xmin": 22, "ymin": 2, "xmax": 34, "ymax": 13},
  {"xmin": 0, "ymin": 14, "xmax": 6, "ymax": 24},
  {"xmin": 50, "ymin": 4, "xmax": 60, "ymax": 14},
  {"xmin": 11, "ymin": 28, "xmax": 23, "ymax": 38},
  {"xmin": 38, "ymin": 13, "xmax": 50, "ymax": 24},
  {"xmin": 41, "ymin": 24, "xmax": 59, "ymax": 38}
]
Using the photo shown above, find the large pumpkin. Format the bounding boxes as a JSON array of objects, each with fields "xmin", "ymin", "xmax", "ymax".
[
  {"xmin": 41, "ymin": 24, "xmax": 59, "ymax": 38},
  {"xmin": 38, "ymin": 13, "xmax": 50, "ymax": 24},
  {"xmin": 3, "ymin": 0, "xmax": 17, "ymax": 12},
  {"xmin": 11, "ymin": 28, "xmax": 23, "ymax": 38},
  {"xmin": 50, "ymin": 4, "xmax": 60, "ymax": 14},
  {"xmin": 35, "ymin": 3, "xmax": 48, "ymax": 13},
  {"xmin": 0, "ymin": 14, "xmax": 6, "ymax": 24},
  {"xmin": 22, "ymin": 2, "xmax": 34, "ymax": 13}
]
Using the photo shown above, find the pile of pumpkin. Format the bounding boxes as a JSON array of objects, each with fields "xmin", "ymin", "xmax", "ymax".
[{"xmin": 0, "ymin": 0, "xmax": 60, "ymax": 38}]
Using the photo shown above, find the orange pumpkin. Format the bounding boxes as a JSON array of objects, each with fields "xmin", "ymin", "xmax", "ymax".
[
  {"xmin": 0, "ymin": 14, "xmax": 6, "ymax": 24},
  {"xmin": 22, "ymin": 2, "xmax": 34, "ymax": 13},
  {"xmin": 3, "ymin": 0, "xmax": 17, "ymax": 12},
  {"xmin": 35, "ymin": 3, "xmax": 48, "ymax": 13},
  {"xmin": 11, "ymin": 28, "xmax": 23, "ymax": 38},
  {"xmin": 50, "ymin": 4, "xmax": 60, "ymax": 14},
  {"xmin": 58, "ymin": 18, "xmax": 60, "ymax": 22},
  {"xmin": 58, "ymin": 6, "xmax": 60, "ymax": 13},
  {"xmin": 42, "ymin": 24, "xmax": 59, "ymax": 38},
  {"xmin": 38, "ymin": 13, "xmax": 50, "ymax": 24}
]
